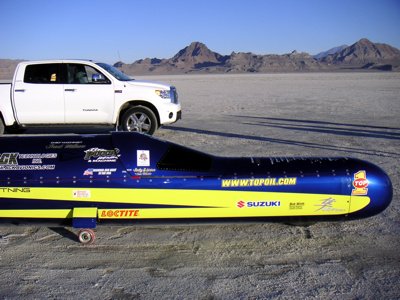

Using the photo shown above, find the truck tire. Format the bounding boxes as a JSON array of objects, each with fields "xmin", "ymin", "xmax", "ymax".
[{"xmin": 121, "ymin": 106, "xmax": 157, "ymax": 135}]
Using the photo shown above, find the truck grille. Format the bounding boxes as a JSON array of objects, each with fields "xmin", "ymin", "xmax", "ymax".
[{"xmin": 171, "ymin": 86, "xmax": 179, "ymax": 104}]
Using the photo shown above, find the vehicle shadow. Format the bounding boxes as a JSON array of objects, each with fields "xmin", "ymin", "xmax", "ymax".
[
  {"xmin": 163, "ymin": 118, "xmax": 400, "ymax": 158},
  {"xmin": 48, "ymin": 227, "xmax": 79, "ymax": 243},
  {"xmin": 232, "ymin": 116, "xmax": 400, "ymax": 140},
  {"xmin": 4, "ymin": 125, "xmax": 116, "ymax": 135}
]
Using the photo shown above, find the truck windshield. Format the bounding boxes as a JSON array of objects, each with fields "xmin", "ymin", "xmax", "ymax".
[{"xmin": 96, "ymin": 63, "xmax": 133, "ymax": 81}]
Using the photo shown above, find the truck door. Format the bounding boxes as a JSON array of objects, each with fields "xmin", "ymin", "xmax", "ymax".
[
  {"xmin": 64, "ymin": 64, "xmax": 115, "ymax": 124},
  {"xmin": 13, "ymin": 63, "xmax": 65, "ymax": 123}
]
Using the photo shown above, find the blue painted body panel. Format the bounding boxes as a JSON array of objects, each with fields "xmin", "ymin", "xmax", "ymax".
[{"xmin": 0, "ymin": 132, "xmax": 393, "ymax": 226}]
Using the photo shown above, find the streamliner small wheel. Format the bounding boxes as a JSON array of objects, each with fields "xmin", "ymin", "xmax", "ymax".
[{"xmin": 78, "ymin": 229, "xmax": 95, "ymax": 245}]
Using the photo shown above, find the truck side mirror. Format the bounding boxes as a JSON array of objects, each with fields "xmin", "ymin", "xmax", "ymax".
[{"xmin": 92, "ymin": 74, "xmax": 107, "ymax": 83}]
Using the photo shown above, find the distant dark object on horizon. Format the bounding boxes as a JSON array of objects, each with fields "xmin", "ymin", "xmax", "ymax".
[{"xmin": 312, "ymin": 45, "xmax": 348, "ymax": 59}]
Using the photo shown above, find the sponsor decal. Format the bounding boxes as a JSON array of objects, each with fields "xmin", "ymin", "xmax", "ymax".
[
  {"xmin": 64, "ymin": 144, "xmax": 86, "ymax": 149},
  {"xmin": 352, "ymin": 171, "xmax": 369, "ymax": 195},
  {"xmin": 137, "ymin": 150, "xmax": 150, "ymax": 167},
  {"xmin": 83, "ymin": 169, "xmax": 93, "ymax": 176},
  {"xmin": 83, "ymin": 168, "xmax": 117, "ymax": 176},
  {"xmin": 46, "ymin": 144, "xmax": 64, "ymax": 149},
  {"xmin": 46, "ymin": 141, "xmax": 85, "ymax": 149},
  {"xmin": 0, "ymin": 153, "xmax": 19, "ymax": 165},
  {"xmin": 222, "ymin": 177, "xmax": 297, "ymax": 188},
  {"xmin": 17, "ymin": 154, "xmax": 57, "ymax": 159},
  {"xmin": 314, "ymin": 197, "xmax": 345, "ymax": 212},
  {"xmin": 73, "ymin": 190, "xmax": 91, "ymax": 198},
  {"xmin": 237, "ymin": 200, "xmax": 246, "ymax": 208},
  {"xmin": 133, "ymin": 168, "xmax": 156, "ymax": 176},
  {"xmin": 100, "ymin": 209, "xmax": 139, "ymax": 218},
  {"xmin": 0, "ymin": 152, "xmax": 56, "ymax": 171},
  {"xmin": 236, "ymin": 200, "xmax": 281, "ymax": 208},
  {"xmin": 84, "ymin": 148, "xmax": 120, "ymax": 162},
  {"xmin": 0, "ymin": 165, "xmax": 55, "ymax": 171},
  {"xmin": 289, "ymin": 202, "xmax": 305, "ymax": 210},
  {"xmin": 0, "ymin": 187, "xmax": 30, "ymax": 193},
  {"xmin": 18, "ymin": 153, "xmax": 57, "ymax": 165}
]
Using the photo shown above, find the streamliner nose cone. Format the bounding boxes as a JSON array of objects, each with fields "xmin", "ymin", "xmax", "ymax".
[{"xmin": 347, "ymin": 158, "xmax": 393, "ymax": 218}]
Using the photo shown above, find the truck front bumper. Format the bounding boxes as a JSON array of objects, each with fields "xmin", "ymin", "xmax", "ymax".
[{"xmin": 159, "ymin": 103, "xmax": 182, "ymax": 125}]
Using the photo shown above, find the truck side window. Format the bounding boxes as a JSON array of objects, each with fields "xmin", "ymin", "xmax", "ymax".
[
  {"xmin": 67, "ymin": 64, "xmax": 111, "ymax": 84},
  {"xmin": 24, "ymin": 64, "xmax": 61, "ymax": 84}
]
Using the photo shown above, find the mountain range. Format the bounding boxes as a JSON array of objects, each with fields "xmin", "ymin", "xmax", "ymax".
[
  {"xmin": 1, "ymin": 38, "xmax": 399, "ymax": 79},
  {"xmin": 114, "ymin": 38, "xmax": 400, "ymax": 74}
]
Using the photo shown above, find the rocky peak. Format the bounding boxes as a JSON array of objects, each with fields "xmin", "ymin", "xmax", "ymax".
[
  {"xmin": 171, "ymin": 42, "xmax": 222, "ymax": 65},
  {"xmin": 321, "ymin": 38, "xmax": 400, "ymax": 65},
  {"xmin": 113, "ymin": 61, "xmax": 125, "ymax": 68}
]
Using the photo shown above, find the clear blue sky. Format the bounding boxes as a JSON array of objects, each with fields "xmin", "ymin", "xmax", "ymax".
[{"xmin": 1, "ymin": 0, "xmax": 399, "ymax": 64}]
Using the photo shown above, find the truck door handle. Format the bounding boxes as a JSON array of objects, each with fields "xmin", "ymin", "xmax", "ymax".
[
  {"xmin": 65, "ymin": 89, "xmax": 76, "ymax": 92},
  {"xmin": 15, "ymin": 89, "xmax": 26, "ymax": 92}
]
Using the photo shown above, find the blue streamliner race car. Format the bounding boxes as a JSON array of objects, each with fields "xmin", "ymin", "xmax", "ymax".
[{"xmin": 0, "ymin": 132, "xmax": 393, "ymax": 244}]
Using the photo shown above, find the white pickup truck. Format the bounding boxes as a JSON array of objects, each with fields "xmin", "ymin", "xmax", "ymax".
[{"xmin": 0, "ymin": 60, "xmax": 181, "ymax": 135}]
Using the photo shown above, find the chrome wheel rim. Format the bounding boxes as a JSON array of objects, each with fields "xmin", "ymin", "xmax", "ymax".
[{"xmin": 126, "ymin": 113, "xmax": 151, "ymax": 133}]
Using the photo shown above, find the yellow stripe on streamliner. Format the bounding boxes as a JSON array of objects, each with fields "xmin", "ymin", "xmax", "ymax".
[
  {"xmin": 0, "ymin": 209, "xmax": 72, "ymax": 219},
  {"xmin": 0, "ymin": 187, "xmax": 370, "ymax": 219},
  {"xmin": 98, "ymin": 195, "xmax": 369, "ymax": 219}
]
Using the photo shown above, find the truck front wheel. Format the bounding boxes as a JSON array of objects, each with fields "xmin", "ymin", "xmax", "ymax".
[{"xmin": 121, "ymin": 106, "xmax": 157, "ymax": 135}]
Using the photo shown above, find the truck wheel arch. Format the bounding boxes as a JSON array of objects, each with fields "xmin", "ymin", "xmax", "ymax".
[
  {"xmin": 118, "ymin": 101, "xmax": 160, "ymax": 135},
  {"xmin": 118, "ymin": 101, "xmax": 160, "ymax": 127}
]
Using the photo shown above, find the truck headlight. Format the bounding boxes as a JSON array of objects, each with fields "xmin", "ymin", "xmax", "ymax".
[{"xmin": 155, "ymin": 89, "xmax": 171, "ymax": 99}]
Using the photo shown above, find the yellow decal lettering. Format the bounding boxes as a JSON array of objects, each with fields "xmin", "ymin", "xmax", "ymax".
[
  {"xmin": 222, "ymin": 177, "xmax": 297, "ymax": 188},
  {"xmin": 240, "ymin": 179, "xmax": 249, "ymax": 186},
  {"xmin": 230, "ymin": 180, "xmax": 240, "ymax": 187}
]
